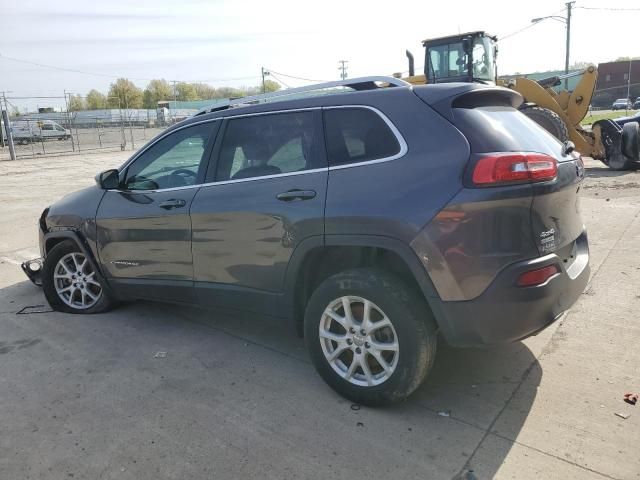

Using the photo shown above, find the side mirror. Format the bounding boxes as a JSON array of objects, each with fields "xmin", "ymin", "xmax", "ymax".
[{"xmin": 95, "ymin": 169, "xmax": 120, "ymax": 190}]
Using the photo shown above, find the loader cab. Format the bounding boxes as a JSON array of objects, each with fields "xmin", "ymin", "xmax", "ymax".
[{"xmin": 424, "ymin": 31, "xmax": 497, "ymax": 84}]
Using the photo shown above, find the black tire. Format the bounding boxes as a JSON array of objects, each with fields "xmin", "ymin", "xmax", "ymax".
[
  {"xmin": 521, "ymin": 106, "xmax": 570, "ymax": 142},
  {"xmin": 607, "ymin": 153, "xmax": 635, "ymax": 171},
  {"xmin": 621, "ymin": 122, "xmax": 639, "ymax": 164},
  {"xmin": 304, "ymin": 268, "xmax": 437, "ymax": 407},
  {"xmin": 42, "ymin": 240, "xmax": 116, "ymax": 314}
]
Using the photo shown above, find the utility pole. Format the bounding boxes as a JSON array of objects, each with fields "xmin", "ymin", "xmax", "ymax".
[
  {"xmin": 564, "ymin": 1, "xmax": 574, "ymax": 90},
  {"xmin": 532, "ymin": 2, "xmax": 574, "ymax": 90},
  {"xmin": 338, "ymin": 60, "xmax": 348, "ymax": 80},
  {"xmin": 261, "ymin": 67, "xmax": 270, "ymax": 94}
]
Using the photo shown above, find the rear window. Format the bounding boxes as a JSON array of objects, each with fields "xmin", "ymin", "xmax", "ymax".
[
  {"xmin": 453, "ymin": 106, "xmax": 564, "ymax": 157},
  {"xmin": 324, "ymin": 108, "xmax": 401, "ymax": 166}
]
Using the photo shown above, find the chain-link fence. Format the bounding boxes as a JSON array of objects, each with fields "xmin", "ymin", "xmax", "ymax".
[{"xmin": 1, "ymin": 93, "xmax": 196, "ymax": 161}]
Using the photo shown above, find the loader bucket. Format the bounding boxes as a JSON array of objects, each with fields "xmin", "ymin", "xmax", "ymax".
[{"xmin": 593, "ymin": 118, "xmax": 640, "ymax": 171}]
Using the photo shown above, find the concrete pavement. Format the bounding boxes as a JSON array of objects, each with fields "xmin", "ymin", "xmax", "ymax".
[{"xmin": 0, "ymin": 152, "xmax": 638, "ymax": 479}]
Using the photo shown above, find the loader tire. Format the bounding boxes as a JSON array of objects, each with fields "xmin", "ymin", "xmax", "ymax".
[{"xmin": 521, "ymin": 106, "xmax": 570, "ymax": 143}]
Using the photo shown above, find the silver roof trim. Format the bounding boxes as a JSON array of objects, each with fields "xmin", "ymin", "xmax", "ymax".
[{"xmin": 195, "ymin": 76, "xmax": 411, "ymax": 115}]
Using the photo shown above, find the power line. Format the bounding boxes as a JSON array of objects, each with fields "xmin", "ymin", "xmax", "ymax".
[
  {"xmin": 0, "ymin": 53, "xmax": 154, "ymax": 81},
  {"xmin": 498, "ymin": 7, "xmax": 566, "ymax": 42},
  {"xmin": 575, "ymin": 6, "xmax": 640, "ymax": 11},
  {"xmin": 266, "ymin": 72, "xmax": 291, "ymax": 89},
  {"xmin": 0, "ymin": 53, "xmax": 260, "ymax": 84},
  {"xmin": 499, "ymin": 23, "xmax": 539, "ymax": 41},
  {"xmin": 263, "ymin": 68, "xmax": 327, "ymax": 83}
]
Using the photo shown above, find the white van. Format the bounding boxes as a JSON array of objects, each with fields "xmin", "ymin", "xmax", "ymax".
[{"xmin": 4, "ymin": 119, "xmax": 71, "ymax": 144}]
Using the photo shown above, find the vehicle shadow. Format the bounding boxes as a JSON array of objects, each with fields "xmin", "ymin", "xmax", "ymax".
[
  {"xmin": 1, "ymin": 280, "xmax": 540, "ymax": 479},
  {"xmin": 584, "ymin": 166, "xmax": 638, "ymax": 179},
  {"xmin": 151, "ymin": 298, "xmax": 541, "ymax": 478},
  {"xmin": 408, "ymin": 339, "xmax": 541, "ymax": 476}
]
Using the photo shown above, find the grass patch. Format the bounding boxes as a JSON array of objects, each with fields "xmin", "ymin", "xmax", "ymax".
[{"xmin": 581, "ymin": 110, "xmax": 639, "ymax": 126}]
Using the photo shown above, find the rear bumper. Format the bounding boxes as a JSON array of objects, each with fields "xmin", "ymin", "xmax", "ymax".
[{"xmin": 435, "ymin": 231, "xmax": 589, "ymax": 347}]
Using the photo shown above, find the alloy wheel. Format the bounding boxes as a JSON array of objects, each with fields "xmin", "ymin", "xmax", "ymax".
[
  {"xmin": 319, "ymin": 296, "xmax": 399, "ymax": 387},
  {"xmin": 53, "ymin": 252, "xmax": 102, "ymax": 310}
]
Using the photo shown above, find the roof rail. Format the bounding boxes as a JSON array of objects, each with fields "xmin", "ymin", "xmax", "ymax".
[{"xmin": 195, "ymin": 76, "xmax": 411, "ymax": 116}]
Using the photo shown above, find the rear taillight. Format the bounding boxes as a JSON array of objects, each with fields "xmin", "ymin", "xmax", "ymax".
[
  {"xmin": 472, "ymin": 153, "xmax": 558, "ymax": 186},
  {"xmin": 517, "ymin": 264, "xmax": 559, "ymax": 287}
]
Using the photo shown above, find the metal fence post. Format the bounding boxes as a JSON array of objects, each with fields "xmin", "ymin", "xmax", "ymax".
[
  {"xmin": 27, "ymin": 119, "xmax": 35, "ymax": 158},
  {"xmin": 1, "ymin": 108, "xmax": 16, "ymax": 161},
  {"xmin": 63, "ymin": 91, "xmax": 76, "ymax": 152},
  {"xmin": 38, "ymin": 119, "xmax": 46, "ymax": 155},
  {"xmin": 117, "ymin": 97, "xmax": 126, "ymax": 151}
]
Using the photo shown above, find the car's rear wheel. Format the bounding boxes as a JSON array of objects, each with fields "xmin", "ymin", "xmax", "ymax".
[
  {"xmin": 42, "ymin": 240, "xmax": 116, "ymax": 314},
  {"xmin": 304, "ymin": 268, "xmax": 437, "ymax": 407}
]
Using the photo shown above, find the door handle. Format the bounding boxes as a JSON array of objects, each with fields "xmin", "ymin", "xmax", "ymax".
[
  {"xmin": 158, "ymin": 199, "xmax": 186, "ymax": 210},
  {"xmin": 276, "ymin": 189, "xmax": 317, "ymax": 202}
]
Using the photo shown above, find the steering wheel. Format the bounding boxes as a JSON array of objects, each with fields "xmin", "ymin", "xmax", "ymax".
[{"xmin": 169, "ymin": 168, "xmax": 197, "ymax": 187}]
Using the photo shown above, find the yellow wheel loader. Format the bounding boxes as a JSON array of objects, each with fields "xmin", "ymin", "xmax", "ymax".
[{"xmin": 398, "ymin": 31, "xmax": 640, "ymax": 170}]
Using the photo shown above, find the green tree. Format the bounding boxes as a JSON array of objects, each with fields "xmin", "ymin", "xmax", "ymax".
[
  {"xmin": 263, "ymin": 79, "xmax": 281, "ymax": 93},
  {"xmin": 175, "ymin": 82, "xmax": 198, "ymax": 101},
  {"xmin": 68, "ymin": 94, "xmax": 85, "ymax": 111},
  {"xmin": 143, "ymin": 79, "xmax": 172, "ymax": 108},
  {"xmin": 216, "ymin": 86, "xmax": 245, "ymax": 99},
  {"xmin": 569, "ymin": 61, "xmax": 595, "ymax": 70},
  {"xmin": 193, "ymin": 82, "xmax": 218, "ymax": 100},
  {"xmin": 86, "ymin": 89, "xmax": 107, "ymax": 110},
  {"xmin": 108, "ymin": 78, "xmax": 143, "ymax": 109}
]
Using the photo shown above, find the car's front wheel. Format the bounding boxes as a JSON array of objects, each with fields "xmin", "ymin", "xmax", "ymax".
[
  {"xmin": 42, "ymin": 240, "xmax": 116, "ymax": 314},
  {"xmin": 304, "ymin": 268, "xmax": 437, "ymax": 407}
]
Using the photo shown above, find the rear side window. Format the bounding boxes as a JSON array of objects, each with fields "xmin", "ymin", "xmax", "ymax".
[
  {"xmin": 324, "ymin": 108, "xmax": 401, "ymax": 166},
  {"xmin": 453, "ymin": 106, "xmax": 563, "ymax": 157},
  {"xmin": 214, "ymin": 111, "xmax": 320, "ymax": 181}
]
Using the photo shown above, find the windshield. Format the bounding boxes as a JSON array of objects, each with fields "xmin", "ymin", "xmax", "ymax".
[{"xmin": 471, "ymin": 35, "xmax": 495, "ymax": 82}]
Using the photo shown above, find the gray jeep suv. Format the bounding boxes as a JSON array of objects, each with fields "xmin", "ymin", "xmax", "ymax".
[{"xmin": 23, "ymin": 77, "xmax": 590, "ymax": 406}]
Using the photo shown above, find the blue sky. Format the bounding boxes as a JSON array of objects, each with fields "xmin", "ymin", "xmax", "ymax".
[{"xmin": 2, "ymin": 0, "xmax": 639, "ymax": 110}]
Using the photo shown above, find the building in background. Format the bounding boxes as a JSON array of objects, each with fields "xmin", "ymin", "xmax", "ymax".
[
  {"xmin": 500, "ymin": 69, "xmax": 583, "ymax": 93},
  {"xmin": 592, "ymin": 60, "xmax": 640, "ymax": 108}
]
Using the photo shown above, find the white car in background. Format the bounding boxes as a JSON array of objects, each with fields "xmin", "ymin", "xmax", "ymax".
[
  {"xmin": 5, "ymin": 120, "xmax": 71, "ymax": 144},
  {"xmin": 611, "ymin": 98, "xmax": 632, "ymax": 110}
]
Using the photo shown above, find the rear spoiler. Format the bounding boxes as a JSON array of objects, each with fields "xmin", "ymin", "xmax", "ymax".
[{"xmin": 412, "ymin": 84, "xmax": 523, "ymax": 122}]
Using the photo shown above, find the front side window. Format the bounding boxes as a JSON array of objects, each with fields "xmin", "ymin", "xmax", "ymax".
[
  {"xmin": 124, "ymin": 122, "xmax": 214, "ymax": 191},
  {"xmin": 323, "ymin": 108, "xmax": 401, "ymax": 166},
  {"xmin": 215, "ymin": 111, "xmax": 319, "ymax": 181}
]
